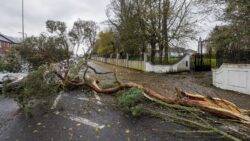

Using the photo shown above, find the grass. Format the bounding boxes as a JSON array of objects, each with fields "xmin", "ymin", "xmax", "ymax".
[{"xmin": 203, "ymin": 58, "xmax": 217, "ymax": 68}]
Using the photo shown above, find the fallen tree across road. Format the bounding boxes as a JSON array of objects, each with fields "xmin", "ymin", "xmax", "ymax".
[{"xmin": 46, "ymin": 62, "xmax": 250, "ymax": 125}]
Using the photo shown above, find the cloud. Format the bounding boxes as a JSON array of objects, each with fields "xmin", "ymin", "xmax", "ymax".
[
  {"xmin": 0, "ymin": 0, "xmax": 110, "ymax": 37},
  {"xmin": 0, "ymin": 0, "xmax": 223, "ymax": 51}
]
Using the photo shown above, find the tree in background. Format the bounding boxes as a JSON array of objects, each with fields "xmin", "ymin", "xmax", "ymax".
[
  {"xmin": 82, "ymin": 21, "xmax": 99, "ymax": 54},
  {"xmin": 69, "ymin": 19, "xmax": 86, "ymax": 55},
  {"xmin": 106, "ymin": 0, "xmax": 197, "ymax": 64},
  {"xmin": 200, "ymin": 0, "xmax": 249, "ymax": 49},
  {"xmin": 69, "ymin": 20, "xmax": 99, "ymax": 55},
  {"xmin": 203, "ymin": 0, "xmax": 250, "ymax": 65},
  {"xmin": 94, "ymin": 30, "xmax": 115, "ymax": 56}
]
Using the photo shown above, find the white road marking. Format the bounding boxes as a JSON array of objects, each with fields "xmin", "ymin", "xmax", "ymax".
[
  {"xmin": 51, "ymin": 93, "xmax": 63, "ymax": 110},
  {"xmin": 94, "ymin": 92, "xmax": 103, "ymax": 105},
  {"xmin": 77, "ymin": 97, "xmax": 90, "ymax": 101},
  {"xmin": 69, "ymin": 115, "xmax": 105, "ymax": 129}
]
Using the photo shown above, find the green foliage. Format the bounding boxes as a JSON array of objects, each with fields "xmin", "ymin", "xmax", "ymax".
[
  {"xmin": 206, "ymin": 0, "xmax": 249, "ymax": 52},
  {"xmin": 118, "ymin": 88, "xmax": 145, "ymax": 117},
  {"xmin": 107, "ymin": 0, "xmax": 196, "ymax": 63},
  {"xmin": 131, "ymin": 105, "xmax": 144, "ymax": 117},
  {"xmin": 46, "ymin": 20, "xmax": 66, "ymax": 33},
  {"xmin": 16, "ymin": 35, "xmax": 70, "ymax": 70},
  {"xmin": 2, "ymin": 66, "xmax": 60, "ymax": 110},
  {"xmin": 15, "ymin": 20, "xmax": 73, "ymax": 70},
  {"xmin": 68, "ymin": 59, "xmax": 85, "ymax": 78},
  {"xmin": 0, "ymin": 48, "xmax": 21, "ymax": 72},
  {"xmin": 69, "ymin": 19, "xmax": 98, "ymax": 51},
  {"xmin": 208, "ymin": 24, "xmax": 249, "ymax": 65},
  {"xmin": 94, "ymin": 31, "xmax": 115, "ymax": 55}
]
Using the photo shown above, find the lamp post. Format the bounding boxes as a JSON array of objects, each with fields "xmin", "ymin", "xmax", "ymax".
[{"xmin": 22, "ymin": 0, "xmax": 24, "ymax": 41}]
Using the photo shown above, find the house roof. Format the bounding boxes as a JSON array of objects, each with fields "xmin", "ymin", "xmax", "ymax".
[{"xmin": 0, "ymin": 33, "xmax": 19, "ymax": 44}]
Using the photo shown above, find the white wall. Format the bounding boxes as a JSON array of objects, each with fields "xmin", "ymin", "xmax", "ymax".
[
  {"xmin": 93, "ymin": 53, "xmax": 193, "ymax": 73},
  {"xmin": 213, "ymin": 64, "xmax": 250, "ymax": 95},
  {"xmin": 145, "ymin": 54, "xmax": 192, "ymax": 73}
]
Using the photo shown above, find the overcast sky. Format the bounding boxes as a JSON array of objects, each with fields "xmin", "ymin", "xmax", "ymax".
[
  {"xmin": 0, "ymin": 0, "xmax": 223, "ymax": 51},
  {"xmin": 0, "ymin": 0, "xmax": 110, "ymax": 37}
]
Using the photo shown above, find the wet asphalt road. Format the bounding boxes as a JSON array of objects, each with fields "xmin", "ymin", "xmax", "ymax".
[
  {"xmin": 0, "ymin": 62, "xmax": 247, "ymax": 141},
  {"xmin": 0, "ymin": 90, "xmax": 226, "ymax": 141}
]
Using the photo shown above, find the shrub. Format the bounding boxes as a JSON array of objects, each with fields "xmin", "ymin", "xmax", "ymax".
[{"xmin": 118, "ymin": 88, "xmax": 145, "ymax": 117}]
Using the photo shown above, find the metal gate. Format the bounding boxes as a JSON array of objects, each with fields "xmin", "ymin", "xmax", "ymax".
[
  {"xmin": 191, "ymin": 53, "xmax": 211, "ymax": 71},
  {"xmin": 191, "ymin": 37, "xmax": 212, "ymax": 71}
]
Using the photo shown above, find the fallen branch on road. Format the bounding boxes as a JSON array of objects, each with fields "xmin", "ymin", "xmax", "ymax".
[
  {"xmin": 50, "ymin": 65, "xmax": 250, "ymax": 124},
  {"xmin": 86, "ymin": 76, "xmax": 250, "ymax": 124},
  {"xmin": 7, "ymin": 62, "xmax": 249, "ymax": 125}
]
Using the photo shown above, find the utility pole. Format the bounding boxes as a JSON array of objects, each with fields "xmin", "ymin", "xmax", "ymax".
[{"xmin": 22, "ymin": 0, "xmax": 25, "ymax": 41}]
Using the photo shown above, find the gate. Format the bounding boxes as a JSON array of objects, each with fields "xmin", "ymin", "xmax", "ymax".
[
  {"xmin": 191, "ymin": 37, "xmax": 212, "ymax": 71},
  {"xmin": 191, "ymin": 53, "xmax": 211, "ymax": 71}
]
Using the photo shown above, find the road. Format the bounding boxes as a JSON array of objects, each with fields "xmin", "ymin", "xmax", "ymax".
[
  {"xmin": 0, "ymin": 62, "xmax": 249, "ymax": 141},
  {"xmin": 92, "ymin": 61, "xmax": 250, "ymax": 109}
]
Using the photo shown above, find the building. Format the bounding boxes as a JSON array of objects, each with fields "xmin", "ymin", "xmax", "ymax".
[{"xmin": 0, "ymin": 33, "xmax": 18, "ymax": 57}]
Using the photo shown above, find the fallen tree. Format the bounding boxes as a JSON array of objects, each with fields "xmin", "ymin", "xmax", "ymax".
[{"xmin": 46, "ymin": 62, "xmax": 250, "ymax": 125}]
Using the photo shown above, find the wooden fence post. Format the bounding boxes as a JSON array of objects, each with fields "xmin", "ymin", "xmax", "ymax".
[
  {"xmin": 126, "ymin": 54, "xmax": 129, "ymax": 67},
  {"xmin": 116, "ymin": 53, "xmax": 119, "ymax": 65},
  {"xmin": 144, "ymin": 53, "xmax": 147, "ymax": 62}
]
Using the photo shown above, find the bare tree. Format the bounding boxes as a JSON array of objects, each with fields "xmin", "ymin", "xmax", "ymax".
[{"xmin": 106, "ymin": 0, "xmax": 197, "ymax": 64}]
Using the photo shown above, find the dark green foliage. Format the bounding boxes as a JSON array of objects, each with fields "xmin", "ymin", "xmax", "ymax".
[
  {"xmin": 2, "ymin": 66, "xmax": 60, "ymax": 110},
  {"xmin": 131, "ymin": 105, "xmax": 144, "ymax": 117},
  {"xmin": 106, "ymin": 0, "xmax": 196, "ymax": 64},
  {"xmin": 118, "ymin": 88, "xmax": 145, "ymax": 117},
  {"xmin": 93, "ymin": 31, "xmax": 115, "ymax": 56},
  {"xmin": 206, "ymin": 0, "xmax": 249, "ymax": 65},
  {"xmin": 0, "ymin": 48, "xmax": 21, "ymax": 72},
  {"xmin": 16, "ymin": 36, "xmax": 71, "ymax": 70},
  {"xmin": 15, "ymin": 20, "xmax": 72, "ymax": 70}
]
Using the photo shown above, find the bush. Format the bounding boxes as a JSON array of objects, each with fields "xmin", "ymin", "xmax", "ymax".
[{"xmin": 118, "ymin": 88, "xmax": 145, "ymax": 117}]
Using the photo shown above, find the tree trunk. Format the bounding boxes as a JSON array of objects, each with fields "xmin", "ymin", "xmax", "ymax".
[
  {"xmin": 84, "ymin": 75, "xmax": 250, "ymax": 124},
  {"xmin": 159, "ymin": 43, "xmax": 164, "ymax": 64},
  {"xmin": 162, "ymin": 0, "xmax": 170, "ymax": 63},
  {"xmin": 150, "ymin": 39, "xmax": 156, "ymax": 64}
]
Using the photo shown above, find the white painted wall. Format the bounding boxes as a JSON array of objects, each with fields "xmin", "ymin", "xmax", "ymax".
[
  {"xmin": 145, "ymin": 54, "xmax": 192, "ymax": 73},
  {"xmin": 93, "ymin": 53, "xmax": 192, "ymax": 73},
  {"xmin": 213, "ymin": 64, "xmax": 250, "ymax": 95}
]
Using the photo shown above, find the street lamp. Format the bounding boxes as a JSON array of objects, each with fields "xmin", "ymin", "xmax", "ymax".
[{"xmin": 22, "ymin": 0, "xmax": 25, "ymax": 41}]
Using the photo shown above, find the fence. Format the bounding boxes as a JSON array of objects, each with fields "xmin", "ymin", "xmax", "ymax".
[
  {"xmin": 93, "ymin": 57, "xmax": 145, "ymax": 71},
  {"xmin": 92, "ymin": 53, "xmax": 193, "ymax": 73},
  {"xmin": 216, "ymin": 49, "xmax": 250, "ymax": 67}
]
